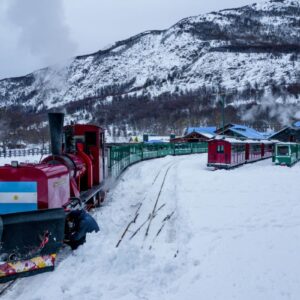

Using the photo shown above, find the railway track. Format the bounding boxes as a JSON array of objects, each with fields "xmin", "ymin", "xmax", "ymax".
[
  {"xmin": 116, "ymin": 157, "xmax": 185, "ymax": 248},
  {"xmin": 115, "ymin": 159, "xmax": 177, "ymax": 247},
  {"xmin": 151, "ymin": 160, "xmax": 175, "ymax": 185},
  {"xmin": 0, "ymin": 279, "xmax": 17, "ymax": 296},
  {"xmin": 144, "ymin": 163, "xmax": 173, "ymax": 238}
]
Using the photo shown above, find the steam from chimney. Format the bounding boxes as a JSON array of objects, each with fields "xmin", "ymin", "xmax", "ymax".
[
  {"xmin": 241, "ymin": 92, "xmax": 300, "ymax": 126},
  {"xmin": 0, "ymin": 0, "xmax": 77, "ymax": 78}
]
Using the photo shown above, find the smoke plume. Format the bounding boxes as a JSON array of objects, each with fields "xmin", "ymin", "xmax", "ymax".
[
  {"xmin": 241, "ymin": 92, "xmax": 300, "ymax": 126},
  {"xmin": 0, "ymin": 0, "xmax": 77, "ymax": 78}
]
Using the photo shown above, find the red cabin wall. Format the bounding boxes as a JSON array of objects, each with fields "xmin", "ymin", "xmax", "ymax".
[
  {"xmin": 224, "ymin": 143, "xmax": 231, "ymax": 164},
  {"xmin": 263, "ymin": 143, "xmax": 273, "ymax": 158},
  {"xmin": 208, "ymin": 140, "xmax": 231, "ymax": 165},
  {"xmin": 230, "ymin": 144, "xmax": 246, "ymax": 166},
  {"xmin": 63, "ymin": 124, "xmax": 105, "ymax": 189},
  {"xmin": 245, "ymin": 144, "xmax": 250, "ymax": 160},
  {"xmin": 247, "ymin": 143, "xmax": 262, "ymax": 162}
]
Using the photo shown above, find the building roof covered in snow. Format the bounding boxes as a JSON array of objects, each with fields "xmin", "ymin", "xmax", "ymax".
[
  {"xmin": 293, "ymin": 121, "xmax": 300, "ymax": 127},
  {"xmin": 260, "ymin": 131, "xmax": 275, "ymax": 139},
  {"xmin": 213, "ymin": 135, "xmax": 248, "ymax": 144},
  {"xmin": 170, "ymin": 127, "xmax": 216, "ymax": 143},
  {"xmin": 269, "ymin": 123, "xmax": 300, "ymax": 142},
  {"xmin": 185, "ymin": 127, "xmax": 216, "ymax": 136},
  {"xmin": 148, "ymin": 136, "xmax": 170, "ymax": 142},
  {"xmin": 144, "ymin": 140, "xmax": 168, "ymax": 144},
  {"xmin": 217, "ymin": 124, "xmax": 265, "ymax": 140}
]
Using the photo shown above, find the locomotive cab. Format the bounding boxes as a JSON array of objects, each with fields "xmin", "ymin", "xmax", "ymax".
[{"xmin": 63, "ymin": 124, "xmax": 105, "ymax": 188}]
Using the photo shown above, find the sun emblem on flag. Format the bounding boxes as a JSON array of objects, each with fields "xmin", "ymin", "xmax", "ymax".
[{"xmin": 13, "ymin": 195, "xmax": 19, "ymax": 201}]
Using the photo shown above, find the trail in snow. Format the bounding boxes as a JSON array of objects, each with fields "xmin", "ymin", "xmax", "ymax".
[{"xmin": 2, "ymin": 154, "xmax": 300, "ymax": 300}]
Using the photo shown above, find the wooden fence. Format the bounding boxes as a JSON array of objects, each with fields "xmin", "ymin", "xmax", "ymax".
[{"xmin": 0, "ymin": 148, "xmax": 50, "ymax": 158}]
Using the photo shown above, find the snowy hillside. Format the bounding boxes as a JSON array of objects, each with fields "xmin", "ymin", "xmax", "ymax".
[
  {"xmin": 3, "ymin": 154, "xmax": 300, "ymax": 300},
  {"xmin": 0, "ymin": 0, "xmax": 300, "ymax": 129}
]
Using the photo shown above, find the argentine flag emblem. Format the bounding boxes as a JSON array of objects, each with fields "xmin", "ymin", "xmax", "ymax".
[{"xmin": 0, "ymin": 182, "xmax": 37, "ymax": 214}]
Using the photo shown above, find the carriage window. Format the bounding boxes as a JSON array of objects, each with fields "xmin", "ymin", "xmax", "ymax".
[
  {"xmin": 239, "ymin": 145, "xmax": 245, "ymax": 152},
  {"xmin": 217, "ymin": 145, "xmax": 224, "ymax": 153},
  {"xmin": 252, "ymin": 144, "xmax": 260, "ymax": 153},
  {"xmin": 277, "ymin": 146, "xmax": 289, "ymax": 156}
]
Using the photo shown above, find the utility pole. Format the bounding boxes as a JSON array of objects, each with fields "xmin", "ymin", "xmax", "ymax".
[
  {"xmin": 221, "ymin": 94, "xmax": 225, "ymax": 132},
  {"xmin": 215, "ymin": 90, "xmax": 226, "ymax": 132},
  {"xmin": 213, "ymin": 88, "xmax": 236, "ymax": 135}
]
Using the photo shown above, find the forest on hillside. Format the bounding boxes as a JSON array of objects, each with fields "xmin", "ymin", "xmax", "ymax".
[{"xmin": 1, "ymin": 79, "xmax": 299, "ymax": 149}]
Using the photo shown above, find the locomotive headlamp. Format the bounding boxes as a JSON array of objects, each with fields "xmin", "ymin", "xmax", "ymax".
[{"xmin": 11, "ymin": 161, "xmax": 19, "ymax": 168}]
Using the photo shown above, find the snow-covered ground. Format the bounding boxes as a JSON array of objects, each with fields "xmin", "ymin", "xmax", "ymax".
[{"xmin": 3, "ymin": 154, "xmax": 300, "ymax": 300}]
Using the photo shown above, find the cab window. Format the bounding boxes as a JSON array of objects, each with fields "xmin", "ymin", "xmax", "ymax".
[
  {"xmin": 277, "ymin": 145, "xmax": 289, "ymax": 156},
  {"xmin": 217, "ymin": 145, "xmax": 224, "ymax": 153}
]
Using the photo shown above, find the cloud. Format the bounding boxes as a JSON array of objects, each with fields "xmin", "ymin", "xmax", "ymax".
[{"xmin": 0, "ymin": 0, "xmax": 77, "ymax": 79}]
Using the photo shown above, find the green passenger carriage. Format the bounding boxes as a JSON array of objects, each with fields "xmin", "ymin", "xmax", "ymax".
[
  {"xmin": 107, "ymin": 142, "xmax": 208, "ymax": 178},
  {"xmin": 273, "ymin": 142, "xmax": 300, "ymax": 166}
]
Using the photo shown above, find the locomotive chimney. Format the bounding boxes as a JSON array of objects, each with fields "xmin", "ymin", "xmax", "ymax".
[{"xmin": 48, "ymin": 112, "xmax": 64, "ymax": 156}]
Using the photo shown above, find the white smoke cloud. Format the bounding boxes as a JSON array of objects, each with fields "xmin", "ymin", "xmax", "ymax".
[
  {"xmin": 241, "ymin": 91, "xmax": 300, "ymax": 126},
  {"xmin": 0, "ymin": 0, "xmax": 77, "ymax": 79}
]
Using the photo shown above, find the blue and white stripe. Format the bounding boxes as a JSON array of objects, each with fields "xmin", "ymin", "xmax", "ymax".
[{"xmin": 0, "ymin": 182, "xmax": 37, "ymax": 214}]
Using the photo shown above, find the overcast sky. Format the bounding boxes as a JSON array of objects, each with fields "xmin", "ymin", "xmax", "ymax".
[{"xmin": 0, "ymin": 0, "xmax": 258, "ymax": 80}]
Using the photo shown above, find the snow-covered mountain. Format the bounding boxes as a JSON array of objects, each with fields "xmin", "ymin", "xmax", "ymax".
[{"xmin": 0, "ymin": 0, "xmax": 300, "ymax": 128}]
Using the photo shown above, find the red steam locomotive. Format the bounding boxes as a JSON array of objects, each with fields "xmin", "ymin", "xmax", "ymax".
[{"xmin": 0, "ymin": 113, "xmax": 105, "ymax": 282}]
